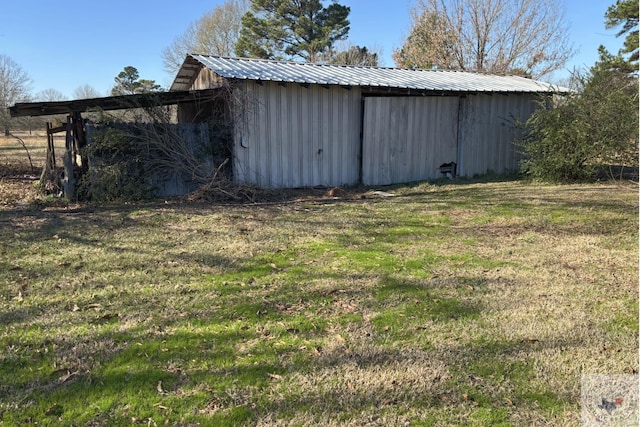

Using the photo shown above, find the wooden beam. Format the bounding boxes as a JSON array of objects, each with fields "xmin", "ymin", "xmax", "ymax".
[
  {"xmin": 9, "ymin": 89, "xmax": 223, "ymax": 118},
  {"xmin": 47, "ymin": 124, "xmax": 66, "ymax": 134}
]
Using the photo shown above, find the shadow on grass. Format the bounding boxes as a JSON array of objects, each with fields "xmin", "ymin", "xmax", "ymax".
[{"xmin": 0, "ymin": 261, "xmax": 620, "ymax": 425}]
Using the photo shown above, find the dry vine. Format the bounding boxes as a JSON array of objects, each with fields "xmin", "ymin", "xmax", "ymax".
[{"xmin": 8, "ymin": 132, "xmax": 34, "ymax": 173}]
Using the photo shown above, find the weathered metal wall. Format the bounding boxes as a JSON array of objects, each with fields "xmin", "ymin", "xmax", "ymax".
[
  {"xmin": 362, "ymin": 96, "xmax": 459, "ymax": 185},
  {"xmin": 192, "ymin": 66, "xmax": 227, "ymax": 90},
  {"xmin": 233, "ymin": 81, "xmax": 362, "ymax": 188},
  {"xmin": 229, "ymin": 81, "xmax": 539, "ymax": 188},
  {"xmin": 457, "ymin": 93, "xmax": 538, "ymax": 177}
]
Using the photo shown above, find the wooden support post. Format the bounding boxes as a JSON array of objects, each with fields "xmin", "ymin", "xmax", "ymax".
[
  {"xmin": 39, "ymin": 122, "xmax": 60, "ymax": 193},
  {"xmin": 73, "ymin": 112, "xmax": 88, "ymax": 173},
  {"xmin": 46, "ymin": 122, "xmax": 56, "ymax": 170},
  {"xmin": 61, "ymin": 118, "xmax": 75, "ymax": 199}
]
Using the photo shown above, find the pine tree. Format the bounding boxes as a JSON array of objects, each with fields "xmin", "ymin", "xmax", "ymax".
[
  {"xmin": 235, "ymin": 0, "xmax": 350, "ymax": 63},
  {"xmin": 111, "ymin": 67, "xmax": 162, "ymax": 96},
  {"xmin": 605, "ymin": 0, "xmax": 639, "ymax": 66}
]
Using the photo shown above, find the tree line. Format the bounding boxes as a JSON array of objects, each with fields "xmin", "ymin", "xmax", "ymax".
[{"xmin": 1, "ymin": 0, "xmax": 638, "ymax": 181}]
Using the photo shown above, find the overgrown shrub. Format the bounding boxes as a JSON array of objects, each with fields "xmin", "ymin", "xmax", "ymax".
[
  {"xmin": 77, "ymin": 125, "xmax": 155, "ymax": 202},
  {"xmin": 76, "ymin": 105, "xmax": 233, "ymax": 202},
  {"xmin": 517, "ymin": 62, "xmax": 638, "ymax": 182}
]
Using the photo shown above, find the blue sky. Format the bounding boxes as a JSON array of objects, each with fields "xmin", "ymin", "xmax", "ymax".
[{"xmin": 1, "ymin": 0, "xmax": 626, "ymax": 99}]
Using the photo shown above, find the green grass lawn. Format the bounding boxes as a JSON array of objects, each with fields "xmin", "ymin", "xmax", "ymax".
[{"xmin": 0, "ymin": 178, "xmax": 638, "ymax": 426}]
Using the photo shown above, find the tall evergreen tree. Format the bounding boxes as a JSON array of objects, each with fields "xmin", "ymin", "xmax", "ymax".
[
  {"xmin": 235, "ymin": 0, "xmax": 350, "ymax": 63},
  {"xmin": 111, "ymin": 66, "xmax": 162, "ymax": 96},
  {"xmin": 604, "ymin": 0, "xmax": 639, "ymax": 66}
]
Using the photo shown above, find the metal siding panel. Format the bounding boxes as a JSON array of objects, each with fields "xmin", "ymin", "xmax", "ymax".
[
  {"xmin": 498, "ymin": 97, "xmax": 510, "ymax": 172},
  {"xmin": 232, "ymin": 88, "xmax": 244, "ymax": 184},
  {"xmin": 337, "ymin": 91, "xmax": 349, "ymax": 184},
  {"xmin": 457, "ymin": 97, "xmax": 467, "ymax": 177},
  {"xmin": 484, "ymin": 96, "xmax": 495, "ymax": 173},
  {"xmin": 473, "ymin": 97, "xmax": 482, "ymax": 175},
  {"xmin": 491, "ymin": 96, "xmax": 514, "ymax": 173},
  {"xmin": 493, "ymin": 97, "xmax": 504, "ymax": 172},
  {"xmin": 389, "ymin": 99, "xmax": 400, "ymax": 182},
  {"xmin": 251, "ymin": 85, "xmax": 263, "ymax": 183},
  {"xmin": 306, "ymin": 86, "xmax": 324, "ymax": 185},
  {"xmin": 284, "ymin": 86, "xmax": 293, "ymax": 187},
  {"xmin": 457, "ymin": 94, "xmax": 538, "ymax": 178},
  {"xmin": 362, "ymin": 98, "xmax": 380, "ymax": 185},
  {"xmin": 249, "ymin": 85, "xmax": 260, "ymax": 185},
  {"xmin": 267, "ymin": 84, "xmax": 277, "ymax": 187},
  {"xmin": 430, "ymin": 99, "xmax": 441, "ymax": 177},
  {"xmin": 378, "ymin": 99, "xmax": 391, "ymax": 184},
  {"xmin": 361, "ymin": 99, "xmax": 373, "ymax": 185},
  {"xmin": 277, "ymin": 84, "xmax": 287, "ymax": 186},
  {"xmin": 500, "ymin": 96, "xmax": 513, "ymax": 171},
  {"xmin": 444, "ymin": 98, "xmax": 460, "ymax": 166},
  {"xmin": 233, "ymin": 80, "xmax": 362, "ymax": 188},
  {"xmin": 348, "ymin": 89, "xmax": 361, "ymax": 184},
  {"xmin": 321, "ymin": 88, "xmax": 331, "ymax": 186},
  {"xmin": 428, "ymin": 97, "xmax": 454, "ymax": 179},
  {"xmin": 394, "ymin": 99, "xmax": 408, "ymax": 182},
  {"xmin": 301, "ymin": 87, "xmax": 313, "ymax": 187},
  {"xmin": 459, "ymin": 96, "xmax": 481, "ymax": 177},
  {"xmin": 456, "ymin": 98, "xmax": 467, "ymax": 177},
  {"xmin": 406, "ymin": 98, "xmax": 418, "ymax": 179},
  {"xmin": 299, "ymin": 85, "xmax": 309, "ymax": 186},
  {"xmin": 363, "ymin": 97, "xmax": 458, "ymax": 185},
  {"xmin": 236, "ymin": 82, "xmax": 361, "ymax": 188},
  {"xmin": 233, "ymin": 82, "xmax": 254, "ymax": 184},
  {"xmin": 243, "ymin": 83, "xmax": 270, "ymax": 187},
  {"xmin": 421, "ymin": 99, "xmax": 434, "ymax": 177},
  {"xmin": 289, "ymin": 85, "xmax": 301, "ymax": 187},
  {"xmin": 325, "ymin": 86, "xmax": 360, "ymax": 187},
  {"xmin": 330, "ymin": 91, "xmax": 340, "ymax": 185}
]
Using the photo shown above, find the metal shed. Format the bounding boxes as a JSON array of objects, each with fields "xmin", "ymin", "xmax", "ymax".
[{"xmin": 172, "ymin": 54, "xmax": 564, "ymax": 188}]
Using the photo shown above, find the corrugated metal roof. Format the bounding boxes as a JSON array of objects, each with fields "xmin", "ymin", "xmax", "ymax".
[{"xmin": 171, "ymin": 54, "xmax": 566, "ymax": 93}]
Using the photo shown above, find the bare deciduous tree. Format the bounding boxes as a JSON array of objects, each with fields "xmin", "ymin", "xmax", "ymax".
[
  {"xmin": 162, "ymin": 0, "xmax": 249, "ymax": 75},
  {"xmin": 35, "ymin": 88, "xmax": 67, "ymax": 102},
  {"xmin": 394, "ymin": 0, "xmax": 574, "ymax": 78},
  {"xmin": 73, "ymin": 84, "xmax": 102, "ymax": 99},
  {"xmin": 0, "ymin": 54, "xmax": 32, "ymax": 135}
]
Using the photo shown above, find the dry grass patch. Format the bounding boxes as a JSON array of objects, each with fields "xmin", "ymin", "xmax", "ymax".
[{"xmin": 0, "ymin": 132, "xmax": 65, "ymax": 206}]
